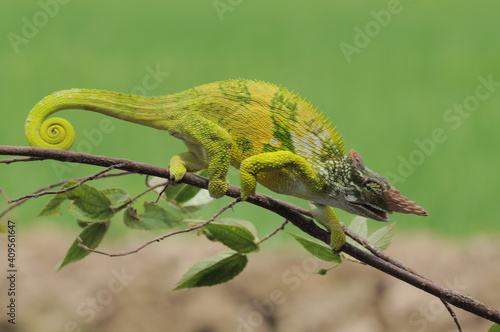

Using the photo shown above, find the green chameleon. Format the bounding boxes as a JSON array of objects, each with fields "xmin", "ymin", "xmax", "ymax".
[{"xmin": 24, "ymin": 79, "xmax": 427, "ymax": 251}]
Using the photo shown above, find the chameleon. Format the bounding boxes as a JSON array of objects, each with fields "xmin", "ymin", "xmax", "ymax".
[{"xmin": 24, "ymin": 79, "xmax": 427, "ymax": 251}]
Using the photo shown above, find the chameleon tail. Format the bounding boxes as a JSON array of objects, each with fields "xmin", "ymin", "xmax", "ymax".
[{"xmin": 25, "ymin": 89, "xmax": 168, "ymax": 149}]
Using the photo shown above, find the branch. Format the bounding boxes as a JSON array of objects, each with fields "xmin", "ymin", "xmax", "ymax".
[
  {"xmin": 1, "ymin": 145, "xmax": 499, "ymax": 325},
  {"xmin": 8, "ymin": 163, "xmax": 126, "ymax": 203},
  {"xmin": 0, "ymin": 170, "xmax": 131, "ymax": 220}
]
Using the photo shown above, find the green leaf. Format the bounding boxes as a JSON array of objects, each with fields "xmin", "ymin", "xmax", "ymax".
[
  {"xmin": 174, "ymin": 251, "xmax": 248, "ymax": 289},
  {"xmin": 488, "ymin": 324, "xmax": 500, "ymax": 332},
  {"xmin": 218, "ymin": 218, "xmax": 259, "ymax": 239},
  {"xmin": 101, "ymin": 188, "xmax": 131, "ymax": 208},
  {"xmin": 203, "ymin": 219, "xmax": 259, "ymax": 254},
  {"xmin": 288, "ymin": 233, "xmax": 342, "ymax": 263},
  {"xmin": 123, "ymin": 202, "xmax": 182, "ymax": 230},
  {"xmin": 170, "ymin": 189, "xmax": 215, "ymax": 214},
  {"xmin": 147, "ymin": 172, "xmax": 214, "ymax": 214},
  {"xmin": 347, "ymin": 216, "xmax": 368, "ymax": 239},
  {"xmin": 39, "ymin": 181, "xmax": 114, "ymax": 222},
  {"xmin": 367, "ymin": 222, "xmax": 396, "ymax": 251},
  {"xmin": 57, "ymin": 221, "xmax": 109, "ymax": 270},
  {"xmin": 148, "ymin": 171, "xmax": 204, "ymax": 204},
  {"xmin": 167, "ymin": 183, "xmax": 202, "ymax": 204}
]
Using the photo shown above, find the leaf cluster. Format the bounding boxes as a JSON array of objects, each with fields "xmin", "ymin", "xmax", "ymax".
[{"xmin": 35, "ymin": 174, "xmax": 395, "ymax": 289}]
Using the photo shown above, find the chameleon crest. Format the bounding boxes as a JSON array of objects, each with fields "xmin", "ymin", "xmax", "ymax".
[{"xmin": 25, "ymin": 79, "xmax": 427, "ymax": 251}]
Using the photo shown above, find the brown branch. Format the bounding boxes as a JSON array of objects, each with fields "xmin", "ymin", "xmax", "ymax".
[
  {"xmin": 0, "ymin": 170, "xmax": 131, "ymax": 220},
  {"xmin": 8, "ymin": 163, "xmax": 125, "ymax": 203},
  {"xmin": 1, "ymin": 145, "xmax": 499, "ymax": 325},
  {"xmin": 0, "ymin": 156, "xmax": 44, "ymax": 163}
]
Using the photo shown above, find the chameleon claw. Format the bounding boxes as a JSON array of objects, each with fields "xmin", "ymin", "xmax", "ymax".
[
  {"xmin": 330, "ymin": 230, "xmax": 346, "ymax": 253},
  {"xmin": 208, "ymin": 179, "xmax": 228, "ymax": 198}
]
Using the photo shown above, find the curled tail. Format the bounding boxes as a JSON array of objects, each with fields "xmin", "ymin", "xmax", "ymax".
[
  {"xmin": 25, "ymin": 90, "xmax": 81, "ymax": 149},
  {"xmin": 25, "ymin": 89, "xmax": 169, "ymax": 149}
]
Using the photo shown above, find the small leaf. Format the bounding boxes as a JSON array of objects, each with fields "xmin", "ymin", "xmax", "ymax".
[
  {"xmin": 169, "ymin": 189, "xmax": 215, "ymax": 214},
  {"xmin": 488, "ymin": 324, "xmax": 500, "ymax": 332},
  {"xmin": 123, "ymin": 202, "xmax": 182, "ymax": 230},
  {"xmin": 347, "ymin": 216, "xmax": 368, "ymax": 239},
  {"xmin": 39, "ymin": 181, "xmax": 114, "ymax": 222},
  {"xmin": 148, "ymin": 173, "xmax": 214, "ymax": 214},
  {"xmin": 57, "ymin": 221, "xmax": 109, "ymax": 270},
  {"xmin": 148, "ymin": 176, "xmax": 199, "ymax": 204},
  {"xmin": 317, "ymin": 264, "xmax": 341, "ymax": 275},
  {"xmin": 168, "ymin": 183, "xmax": 202, "ymax": 204},
  {"xmin": 68, "ymin": 202, "xmax": 112, "ymax": 223},
  {"xmin": 174, "ymin": 251, "xmax": 247, "ymax": 289},
  {"xmin": 367, "ymin": 222, "xmax": 396, "ymax": 251},
  {"xmin": 218, "ymin": 218, "xmax": 259, "ymax": 239},
  {"xmin": 288, "ymin": 233, "xmax": 341, "ymax": 263},
  {"xmin": 204, "ymin": 220, "xmax": 259, "ymax": 254},
  {"xmin": 101, "ymin": 188, "xmax": 131, "ymax": 208}
]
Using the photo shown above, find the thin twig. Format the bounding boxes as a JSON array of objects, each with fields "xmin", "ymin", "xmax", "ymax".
[
  {"xmin": 342, "ymin": 225, "xmax": 462, "ymax": 331},
  {"xmin": 77, "ymin": 198, "xmax": 241, "ymax": 257},
  {"xmin": 441, "ymin": 299, "xmax": 463, "ymax": 332},
  {"xmin": 0, "ymin": 171, "xmax": 132, "ymax": 220},
  {"xmin": 343, "ymin": 225, "xmax": 418, "ymax": 274},
  {"xmin": 114, "ymin": 181, "xmax": 169, "ymax": 212},
  {"xmin": 8, "ymin": 164, "xmax": 125, "ymax": 203},
  {"xmin": 0, "ymin": 156, "xmax": 44, "ymax": 164},
  {"xmin": 258, "ymin": 219, "xmax": 289, "ymax": 244}
]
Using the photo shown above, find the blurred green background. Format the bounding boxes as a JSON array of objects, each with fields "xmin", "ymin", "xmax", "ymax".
[{"xmin": 1, "ymin": 0, "xmax": 499, "ymax": 239}]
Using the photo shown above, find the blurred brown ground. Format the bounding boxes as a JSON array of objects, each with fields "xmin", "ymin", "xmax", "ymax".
[{"xmin": 1, "ymin": 226, "xmax": 499, "ymax": 332}]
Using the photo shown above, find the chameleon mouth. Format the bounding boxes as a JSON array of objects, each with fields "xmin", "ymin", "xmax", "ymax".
[{"xmin": 352, "ymin": 202, "xmax": 391, "ymax": 222}]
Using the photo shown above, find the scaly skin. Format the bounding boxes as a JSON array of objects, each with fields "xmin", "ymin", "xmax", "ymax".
[{"xmin": 25, "ymin": 79, "xmax": 428, "ymax": 251}]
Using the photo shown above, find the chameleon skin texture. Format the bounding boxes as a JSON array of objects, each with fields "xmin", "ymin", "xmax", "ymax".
[{"xmin": 25, "ymin": 79, "xmax": 427, "ymax": 250}]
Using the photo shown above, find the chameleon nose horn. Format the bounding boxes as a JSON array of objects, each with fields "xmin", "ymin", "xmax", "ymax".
[{"xmin": 384, "ymin": 186, "xmax": 428, "ymax": 216}]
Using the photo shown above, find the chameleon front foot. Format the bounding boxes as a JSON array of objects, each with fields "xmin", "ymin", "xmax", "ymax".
[
  {"xmin": 208, "ymin": 179, "xmax": 228, "ymax": 198},
  {"xmin": 167, "ymin": 164, "xmax": 187, "ymax": 183},
  {"xmin": 239, "ymin": 170, "xmax": 257, "ymax": 201},
  {"xmin": 329, "ymin": 228, "xmax": 346, "ymax": 252},
  {"xmin": 309, "ymin": 202, "xmax": 346, "ymax": 252}
]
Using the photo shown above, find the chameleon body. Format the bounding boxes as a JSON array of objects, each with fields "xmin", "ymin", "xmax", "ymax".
[{"xmin": 25, "ymin": 79, "xmax": 427, "ymax": 251}]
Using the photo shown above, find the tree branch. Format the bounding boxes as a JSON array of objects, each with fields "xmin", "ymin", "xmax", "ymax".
[
  {"xmin": 8, "ymin": 163, "xmax": 126, "ymax": 203},
  {"xmin": 1, "ymin": 145, "xmax": 499, "ymax": 325}
]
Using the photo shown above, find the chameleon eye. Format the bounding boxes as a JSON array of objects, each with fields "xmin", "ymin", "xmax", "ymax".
[{"xmin": 364, "ymin": 181, "xmax": 382, "ymax": 195}]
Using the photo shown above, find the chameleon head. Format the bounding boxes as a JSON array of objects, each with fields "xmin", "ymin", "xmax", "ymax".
[{"xmin": 333, "ymin": 150, "xmax": 428, "ymax": 221}]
